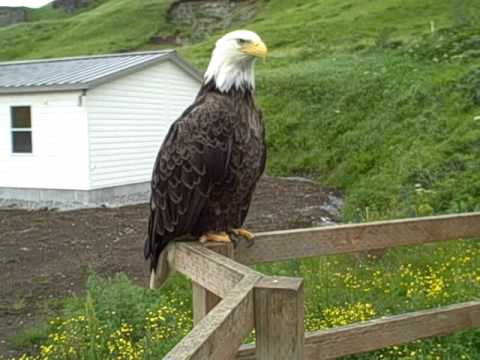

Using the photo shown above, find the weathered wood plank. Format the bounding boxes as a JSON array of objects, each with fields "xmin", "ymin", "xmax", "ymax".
[
  {"xmin": 255, "ymin": 277, "xmax": 305, "ymax": 360},
  {"xmin": 235, "ymin": 212, "xmax": 480, "ymax": 264},
  {"xmin": 236, "ymin": 301, "xmax": 480, "ymax": 360},
  {"xmin": 165, "ymin": 275, "xmax": 260, "ymax": 360},
  {"xmin": 192, "ymin": 282, "xmax": 221, "ymax": 326},
  {"xmin": 236, "ymin": 344, "xmax": 255, "ymax": 360},
  {"xmin": 305, "ymin": 300, "xmax": 480, "ymax": 359},
  {"xmin": 174, "ymin": 242, "xmax": 259, "ymax": 297},
  {"xmin": 192, "ymin": 244, "xmax": 234, "ymax": 325}
]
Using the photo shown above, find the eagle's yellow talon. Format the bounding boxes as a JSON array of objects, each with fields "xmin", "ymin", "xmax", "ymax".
[
  {"xmin": 199, "ymin": 232, "xmax": 231, "ymax": 243},
  {"xmin": 233, "ymin": 228, "xmax": 255, "ymax": 241}
]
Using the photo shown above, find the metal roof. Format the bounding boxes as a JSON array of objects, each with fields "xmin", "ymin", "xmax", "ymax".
[{"xmin": 0, "ymin": 50, "xmax": 203, "ymax": 94}]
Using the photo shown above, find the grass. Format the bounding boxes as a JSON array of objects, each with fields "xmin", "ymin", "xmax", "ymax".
[
  {"xmin": 5, "ymin": 238, "xmax": 480, "ymax": 359},
  {"xmin": 258, "ymin": 43, "xmax": 480, "ymax": 220},
  {"xmin": 180, "ymin": 0, "xmax": 480, "ymax": 219},
  {"xmin": 0, "ymin": 0, "xmax": 176, "ymax": 60},
  {"xmin": 6, "ymin": 274, "xmax": 193, "ymax": 360}
]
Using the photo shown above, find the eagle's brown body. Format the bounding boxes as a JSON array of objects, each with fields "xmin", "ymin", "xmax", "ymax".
[{"xmin": 144, "ymin": 80, "xmax": 266, "ymax": 272}]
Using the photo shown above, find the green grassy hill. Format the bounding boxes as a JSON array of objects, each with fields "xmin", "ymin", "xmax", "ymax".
[
  {"xmin": 0, "ymin": 0, "xmax": 174, "ymax": 59},
  {"xmin": 2, "ymin": 0, "xmax": 480, "ymax": 220}
]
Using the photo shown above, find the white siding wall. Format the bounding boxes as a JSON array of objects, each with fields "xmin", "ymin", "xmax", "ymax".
[
  {"xmin": 86, "ymin": 61, "xmax": 200, "ymax": 189},
  {"xmin": 0, "ymin": 92, "xmax": 90, "ymax": 190}
]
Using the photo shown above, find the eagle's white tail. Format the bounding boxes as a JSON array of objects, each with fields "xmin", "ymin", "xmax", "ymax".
[{"xmin": 149, "ymin": 243, "xmax": 175, "ymax": 289}]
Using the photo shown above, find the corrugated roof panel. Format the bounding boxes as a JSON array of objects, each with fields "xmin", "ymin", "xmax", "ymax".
[
  {"xmin": 0, "ymin": 50, "xmax": 179, "ymax": 92},
  {"xmin": 66, "ymin": 56, "xmax": 152, "ymax": 84}
]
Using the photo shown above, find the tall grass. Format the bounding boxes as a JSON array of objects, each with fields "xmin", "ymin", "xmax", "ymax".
[{"xmin": 7, "ymin": 274, "xmax": 193, "ymax": 360}]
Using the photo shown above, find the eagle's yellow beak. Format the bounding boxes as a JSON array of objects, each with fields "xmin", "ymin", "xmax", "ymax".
[{"xmin": 241, "ymin": 40, "xmax": 268, "ymax": 61}]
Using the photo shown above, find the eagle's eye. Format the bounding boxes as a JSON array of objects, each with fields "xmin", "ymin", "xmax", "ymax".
[{"xmin": 237, "ymin": 38, "xmax": 249, "ymax": 45}]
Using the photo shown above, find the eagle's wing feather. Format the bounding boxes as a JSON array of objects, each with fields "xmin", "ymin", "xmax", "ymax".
[
  {"xmin": 239, "ymin": 109, "xmax": 266, "ymax": 224},
  {"xmin": 145, "ymin": 96, "xmax": 237, "ymax": 270}
]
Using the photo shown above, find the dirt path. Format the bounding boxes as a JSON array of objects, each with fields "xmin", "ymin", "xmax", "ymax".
[{"xmin": 0, "ymin": 176, "xmax": 341, "ymax": 357}]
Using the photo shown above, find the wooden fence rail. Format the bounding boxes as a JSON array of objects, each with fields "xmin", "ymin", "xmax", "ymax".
[
  {"xmin": 162, "ymin": 212, "xmax": 480, "ymax": 359},
  {"xmin": 237, "ymin": 300, "xmax": 480, "ymax": 359},
  {"xmin": 235, "ymin": 212, "xmax": 480, "ymax": 265}
]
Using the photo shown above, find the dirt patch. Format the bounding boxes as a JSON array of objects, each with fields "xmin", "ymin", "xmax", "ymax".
[{"xmin": 0, "ymin": 176, "xmax": 341, "ymax": 357}]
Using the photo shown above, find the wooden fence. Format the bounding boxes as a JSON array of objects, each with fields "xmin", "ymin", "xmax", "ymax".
[{"xmin": 163, "ymin": 212, "xmax": 480, "ymax": 359}]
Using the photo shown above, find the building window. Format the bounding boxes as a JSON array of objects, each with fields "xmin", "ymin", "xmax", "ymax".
[{"xmin": 11, "ymin": 106, "xmax": 32, "ymax": 153}]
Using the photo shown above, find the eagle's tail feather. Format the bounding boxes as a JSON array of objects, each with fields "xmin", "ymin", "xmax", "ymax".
[{"xmin": 149, "ymin": 243, "xmax": 174, "ymax": 289}]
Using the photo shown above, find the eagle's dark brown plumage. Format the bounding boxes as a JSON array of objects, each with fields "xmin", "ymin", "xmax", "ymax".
[
  {"xmin": 144, "ymin": 30, "xmax": 267, "ymax": 288},
  {"xmin": 144, "ymin": 81, "xmax": 265, "ymax": 261}
]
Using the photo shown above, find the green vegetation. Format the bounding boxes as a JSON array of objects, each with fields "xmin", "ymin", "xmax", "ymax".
[
  {"xmin": 24, "ymin": 5, "xmax": 67, "ymax": 22},
  {"xmin": 2, "ymin": 0, "xmax": 480, "ymax": 358},
  {"xmin": 6, "ymin": 274, "xmax": 193, "ymax": 360},
  {"xmin": 259, "ymin": 239, "xmax": 480, "ymax": 359},
  {"xmin": 6, "ymin": 239, "xmax": 480, "ymax": 359},
  {"xmin": 186, "ymin": 0, "xmax": 480, "ymax": 219},
  {"xmin": 0, "ymin": 0, "xmax": 175, "ymax": 59},
  {"xmin": 25, "ymin": 0, "xmax": 110, "ymax": 22}
]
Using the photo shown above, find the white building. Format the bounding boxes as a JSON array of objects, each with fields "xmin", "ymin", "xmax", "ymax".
[{"xmin": 0, "ymin": 50, "xmax": 202, "ymax": 204}]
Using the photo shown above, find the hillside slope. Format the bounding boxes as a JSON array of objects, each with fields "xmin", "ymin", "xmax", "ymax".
[
  {"xmin": 1, "ymin": 0, "xmax": 480, "ymax": 220},
  {"xmin": 0, "ymin": 0, "xmax": 174, "ymax": 59}
]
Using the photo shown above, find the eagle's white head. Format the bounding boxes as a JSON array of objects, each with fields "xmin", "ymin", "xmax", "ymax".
[{"xmin": 204, "ymin": 30, "xmax": 268, "ymax": 93}]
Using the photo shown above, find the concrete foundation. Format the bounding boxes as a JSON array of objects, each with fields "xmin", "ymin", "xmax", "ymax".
[{"xmin": 0, "ymin": 182, "xmax": 150, "ymax": 207}]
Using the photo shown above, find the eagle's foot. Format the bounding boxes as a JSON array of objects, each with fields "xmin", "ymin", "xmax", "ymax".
[
  {"xmin": 232, "ymin": 228, "xmax": 256, "ymax": 248},
  {"xmin": 199, "ymin": 232, "xmax": 231, "ymax": 244}
]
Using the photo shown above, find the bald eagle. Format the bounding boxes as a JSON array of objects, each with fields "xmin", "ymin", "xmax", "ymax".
[{"xmin": 144, "ymin": 30, "xmax": 268, "ymax": 288}]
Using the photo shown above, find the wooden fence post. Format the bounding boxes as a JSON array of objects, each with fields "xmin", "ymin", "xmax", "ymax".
[
  {"xmin": 255, "ymin": 276, "xmax": 305, "ymax": 360},
  {"xmin": 192, "ymin": 242, "xmax": 234, "ymax": 325}
]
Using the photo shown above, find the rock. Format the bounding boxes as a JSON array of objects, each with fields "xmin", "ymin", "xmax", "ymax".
[
  {"xmin": 149, "ymin": 33, "xmax": 182, "ymax": 46},
  {"xmin": 52, "ymin": 0, "xmax": 90, "ymax": 13},
  {"xmin": 0, "ymin": 7, "xmax": 26, "ymax": 27},
  {"xmin": 168, "ymin": 0, "xmax": 258, "ymax": 40}
]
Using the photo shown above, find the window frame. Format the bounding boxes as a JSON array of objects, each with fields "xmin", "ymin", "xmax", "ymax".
[{"xmin": 10, "ymin": 105, "xmax": 33, "ymax": 155}]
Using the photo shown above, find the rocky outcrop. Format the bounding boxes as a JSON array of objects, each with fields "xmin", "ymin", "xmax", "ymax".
[
  {"xmin": 168, "ymin": 0, "xmax": 258, "ymax": 41},
  {"xmin": 150, "ymin": 32, "xmax": 182, "ymax": 46},
  {"xmin": 0, "ymin": 7, "xmax": 26, "ymax": 27},
  {"xmin": 52, "ymin": 0, "xmax": 90, "ymax": 13}
]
